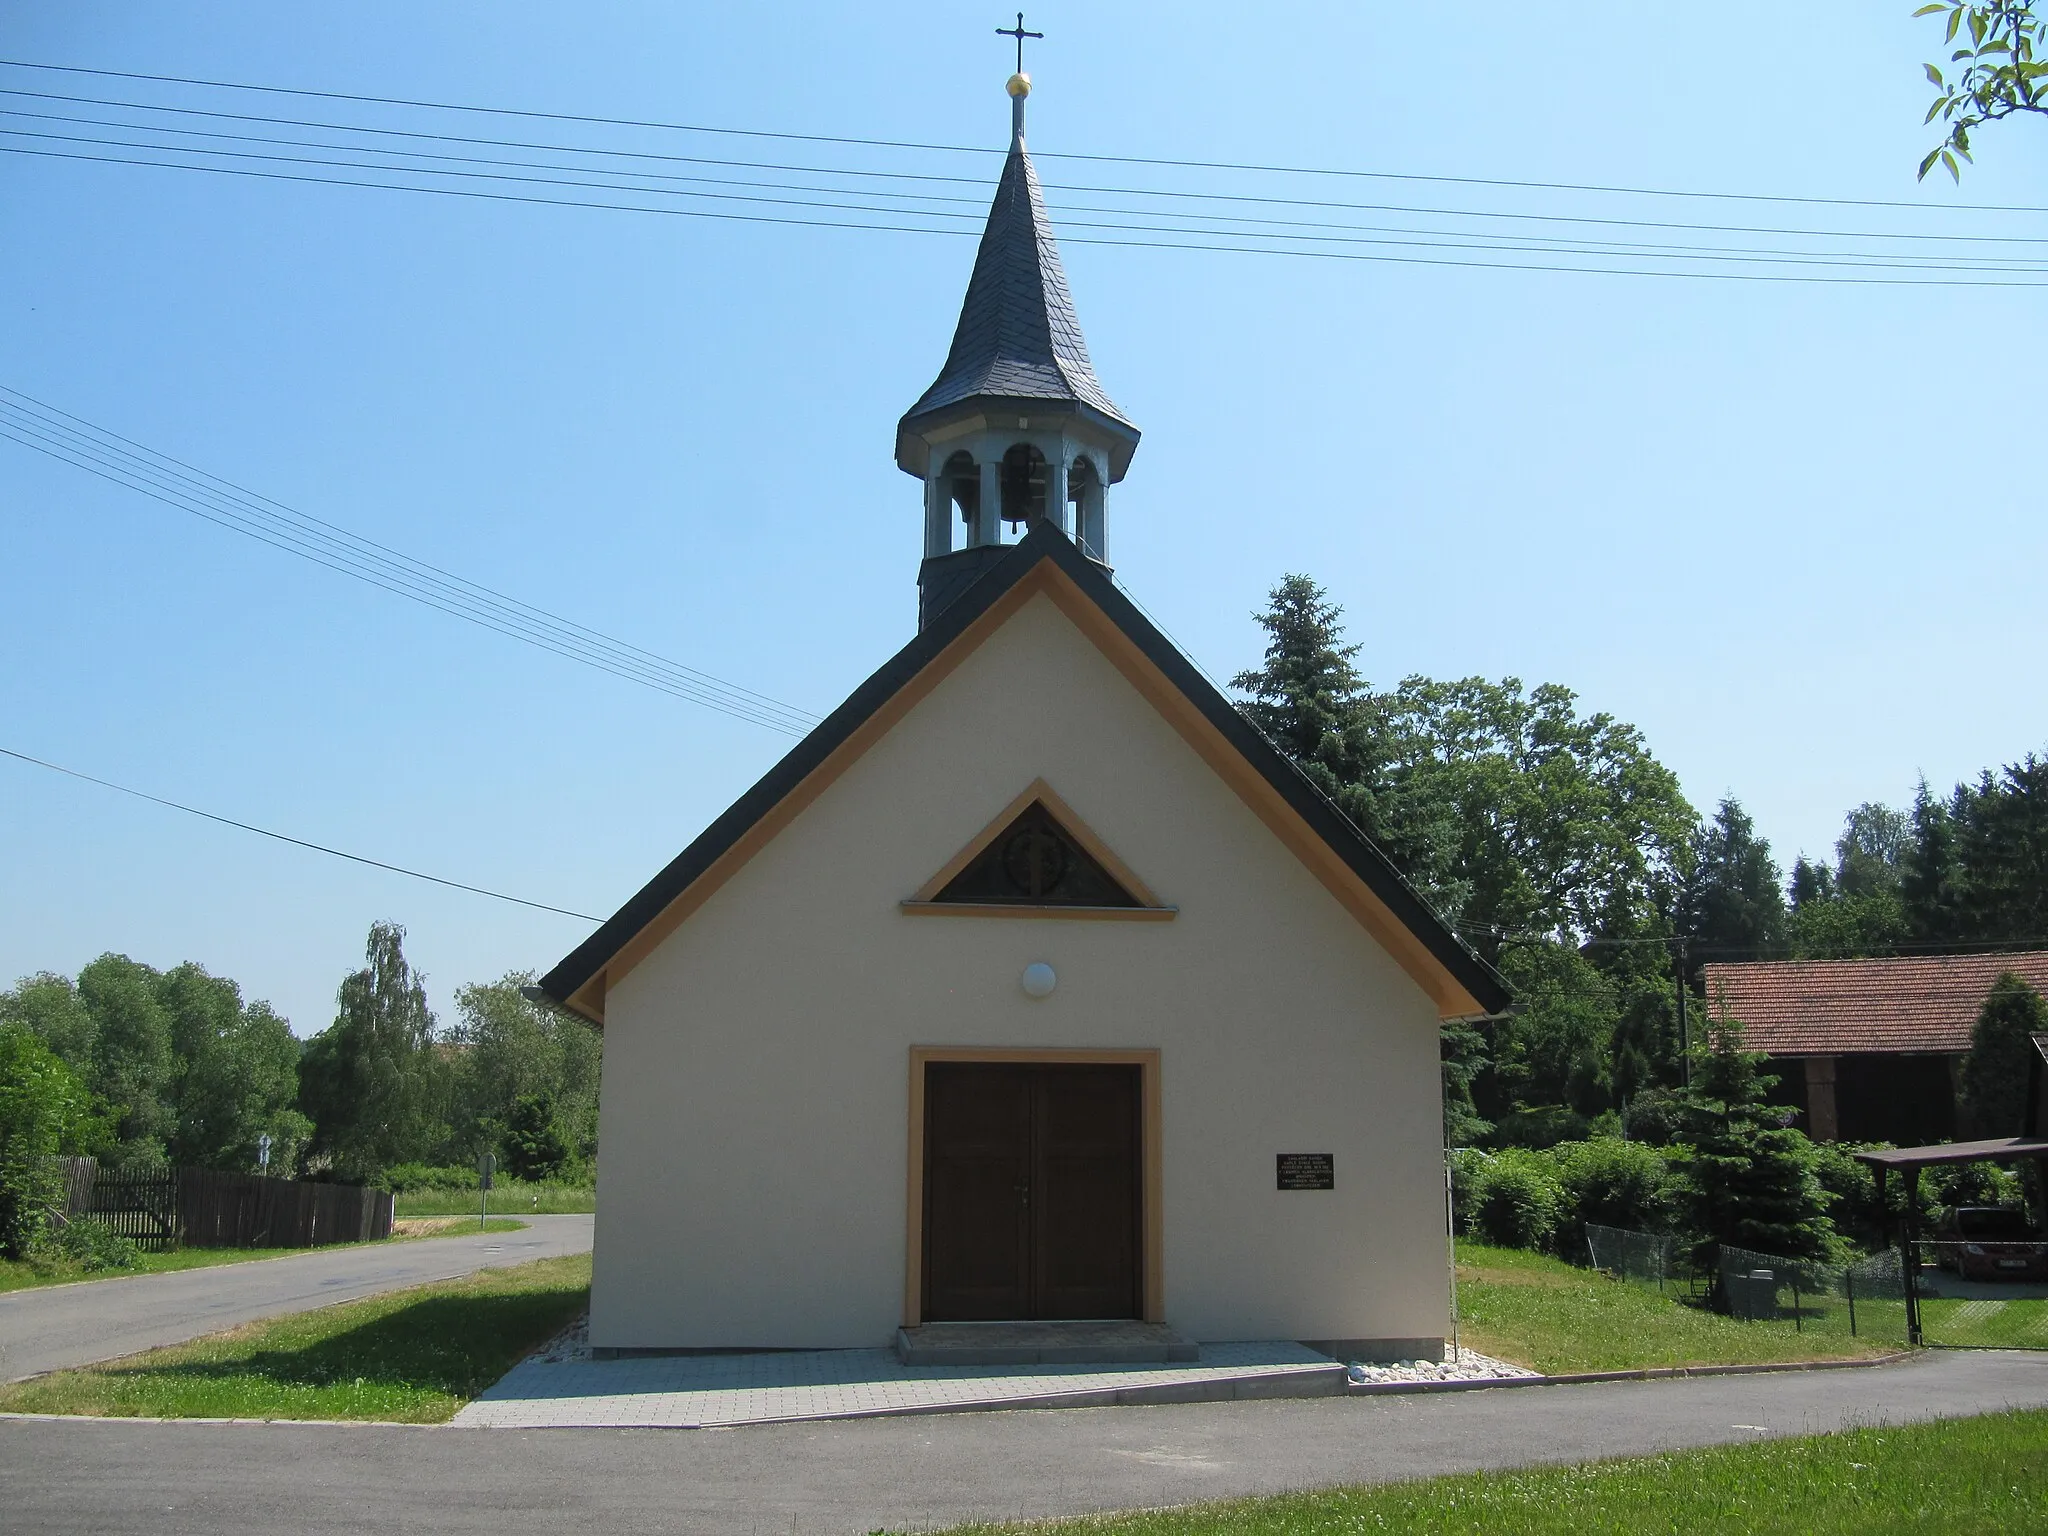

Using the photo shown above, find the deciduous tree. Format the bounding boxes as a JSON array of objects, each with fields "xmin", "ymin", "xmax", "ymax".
[{"xmin": 1917, "ymin": 0, "xmax": 2047, "ymax": 179}]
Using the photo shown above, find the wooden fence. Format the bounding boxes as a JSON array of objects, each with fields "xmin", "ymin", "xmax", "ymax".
[{"xmin": 57, "ymin": 1158, "xmax": 392, "ymax": 1251}]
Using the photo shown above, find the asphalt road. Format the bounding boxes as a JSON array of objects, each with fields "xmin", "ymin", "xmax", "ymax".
[
  {"xmin": 0, "ymin": 1214, "xmax": 593, "ymax": 1382},
  {"xmin": 3, "ymin": 1349, "xmax": 2042, "ymax": 1535}
]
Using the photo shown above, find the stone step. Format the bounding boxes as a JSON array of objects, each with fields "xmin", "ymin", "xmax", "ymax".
[{"xmin": 897, "ymin": 1319, "xmax": 1202, "ymax": 1366}]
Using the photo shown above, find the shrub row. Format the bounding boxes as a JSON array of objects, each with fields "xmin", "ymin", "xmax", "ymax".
[
  {"xmin": 1453, "ymin": 1138, "xmax": 1674, "ymax": 1256},
  {"xmin": 1454, "ymin": 1136, "xmax": 2029, "ymax": 1259}
]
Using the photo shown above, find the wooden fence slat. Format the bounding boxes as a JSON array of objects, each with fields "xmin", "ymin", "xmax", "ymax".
[{"xmin": 59, "ymin": 1163, "xmax": 391, "ymax": 1251}]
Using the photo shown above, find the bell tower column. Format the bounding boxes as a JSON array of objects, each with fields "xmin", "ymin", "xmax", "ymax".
[
  {"xmin": 923, "ymin": 471, "xmax": 950, "ymax": 558},
  {"xmin": 974, "ymin": 457, "xmax": 1001, "ymax": 547}
]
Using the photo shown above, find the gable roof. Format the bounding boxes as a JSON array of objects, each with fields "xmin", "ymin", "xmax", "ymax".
[
  {"xmin": 897, "ymin": 137, "xmax": 1137, "ymax": 446},
  {"xmin": 1702, "ymin": 951, "xmax": 2048, "ymax": 1055},
  {"xmin": 538, "ymin": 525, "xmax": 1508, "ymax": 1024}
]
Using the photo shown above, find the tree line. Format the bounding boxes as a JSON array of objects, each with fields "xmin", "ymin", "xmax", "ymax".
[
  {"xmin": 1232, "ymin": 574, "xmax": 2048, "ymax": 1150},
  {"xmin": 0, "ymin": 920, "xmax": 598, "ymax": 1243}
]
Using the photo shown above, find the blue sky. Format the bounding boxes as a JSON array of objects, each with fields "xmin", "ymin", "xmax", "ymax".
[{"xmin": 3, "ymin": 2, "xmax": 2043, "ymax": 1036}]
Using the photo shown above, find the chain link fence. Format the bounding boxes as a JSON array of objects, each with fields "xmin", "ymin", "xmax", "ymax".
[
  {"xmin": 1914, "ymin": 1240, "xmax": 2048, "ymax": 1350},
  {"xmin": 1585, "ymin": 1224, "xmax": 1676, "ymax": 1291},
  {"xmin": 1714, "ymin": 1243, "xmax": 1910, "ymax": 1345}
]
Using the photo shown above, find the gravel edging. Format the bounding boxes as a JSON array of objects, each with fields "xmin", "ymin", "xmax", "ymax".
[{"xmin": 1345, "ymin": 1350, "xmax": 1916, "ymax": 1396}]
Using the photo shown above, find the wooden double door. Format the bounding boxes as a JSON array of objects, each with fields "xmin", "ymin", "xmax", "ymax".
[{"xmin": 921, "ymin": 1062, "xmax": 1143, "ymax": 1321}]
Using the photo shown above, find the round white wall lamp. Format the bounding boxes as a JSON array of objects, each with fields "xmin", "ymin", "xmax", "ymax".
[{"xmin": 1021, "ymin": 962, "xmax": 1057, "ymax": 998}]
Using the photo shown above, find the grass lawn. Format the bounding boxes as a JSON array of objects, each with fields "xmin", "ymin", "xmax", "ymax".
[
  {"xmin": 0, "ymin": 1216, "xmax": 528, "ymax": 1294},
  {"xmin": 0, "ymin": 1252, "xmax": 589, "ymax": 1422},
  {"xmin": 1454, "ymin": 1242, "xmax": 1892, "ymax": 1374},
  {"xmin": 914, "ymin": 1409, "xmax": 2048, "ymax": 1535},
  {"xmin": 1919, "ymin": 1295, "xmax": 2048, "ymax": 1350},
  {"xmin": 395, "ymin": 1180, "xmax": 595, "ymax": 1216}
]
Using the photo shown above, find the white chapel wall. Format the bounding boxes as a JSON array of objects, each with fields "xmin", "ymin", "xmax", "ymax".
[{"xmin": 591, "ymin": 590, "xmax": 1451, "ymax": 1350}]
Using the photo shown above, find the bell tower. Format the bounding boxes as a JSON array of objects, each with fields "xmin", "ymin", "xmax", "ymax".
[{"xmin": 896, "ymin": 44, "xmax": 1141, "ymax": 629}]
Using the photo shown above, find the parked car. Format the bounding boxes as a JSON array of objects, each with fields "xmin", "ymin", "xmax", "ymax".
[{"xmin": 1934, "ymin": 1205, "xmax": 2048, "ymax": 1282}]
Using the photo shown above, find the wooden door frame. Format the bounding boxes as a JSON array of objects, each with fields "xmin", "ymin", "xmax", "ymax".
[{"xmin": 906, "ymin": 1046, "xmax": 1163, "ymax": 1326}]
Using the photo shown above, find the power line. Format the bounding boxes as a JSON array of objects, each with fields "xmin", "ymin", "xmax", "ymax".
[
  {"xmin": 0, "ymin": 411, "xmax": 819, "ymax": 734},
  {"xmin": 0, "ymin": 387, "xmax": 822, "ymax": 735},
  {"xmin": 10, "ymin": 90, "xmax": 2048, "ymax": 248},
  {"xmin": 0, "ymin": 745, "xmax": 603, "ymax": 921},
  {"xmin": 12, "ymin": 142, "xmax": 2048, "ymax": 288},
  {"xmin": 5, "ymin": 55, "xmax": 2047, "ymax": 216},
  {"xmin": 6, "ymin": 113, "xmax": 2044, "ymax": 273}
]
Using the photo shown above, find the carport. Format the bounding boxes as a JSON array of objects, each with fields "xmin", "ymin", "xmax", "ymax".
[{"xmin": 1854, "ymin": 1136, "xmax": 2048, "ymax": 1343}]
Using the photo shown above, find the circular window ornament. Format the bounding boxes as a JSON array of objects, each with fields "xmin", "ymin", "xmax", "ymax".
[{"xmin": 1021, "ymin": 962, "xmax": 1057, "ymax": 998}]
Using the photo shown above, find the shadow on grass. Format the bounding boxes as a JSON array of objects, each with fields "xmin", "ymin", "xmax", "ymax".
[{"xmin": 102, "ymin": 1286, "xmax": 586, "ymax": 1398}]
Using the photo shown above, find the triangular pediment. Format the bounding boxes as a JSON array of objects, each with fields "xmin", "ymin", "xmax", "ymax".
[
  {"xmin": 906, "ymin": 779, "xmax": 1166, "ymax": 916},
  {"xmin": 540, "ymin": 527, "xmax": 1507, "ymax": 1023}
]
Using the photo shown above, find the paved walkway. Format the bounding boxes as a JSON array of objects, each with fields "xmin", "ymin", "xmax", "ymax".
[
  {"xmin": 0, "ymin": 1214, "xmax": 592, "ymax": 1382},
  {"xmin": 2, "ymin": 1351, "xmax": 2041, "ymax": 1535},
  {"xmin": 452, "ymin": 1339, "xmax": 1343, "ymax": 1427}
]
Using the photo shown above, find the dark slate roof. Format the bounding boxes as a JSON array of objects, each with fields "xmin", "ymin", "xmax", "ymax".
[
  {"xmin": 899, "ymin": 140, "xmax": 1136, "ymax": 436},
  {"xmin": 540, "ymin": 525, "xmax": 1508, "ymax": 1020}
]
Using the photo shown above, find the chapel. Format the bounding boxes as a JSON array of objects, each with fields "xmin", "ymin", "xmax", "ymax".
[{"xmin": 540, "ymin": 61, "xmax": 1507, "ymax": 1363}]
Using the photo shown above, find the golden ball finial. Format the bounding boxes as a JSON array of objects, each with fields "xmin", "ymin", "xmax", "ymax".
[{"xmin": 1006, "ymin": 72, "xmax": 1031, "ymax": 98}]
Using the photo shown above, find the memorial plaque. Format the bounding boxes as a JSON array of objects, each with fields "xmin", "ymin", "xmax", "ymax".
[{"xmin": 1276, "ymin": 1153, "xmax": 1334, "ymax": 1190}]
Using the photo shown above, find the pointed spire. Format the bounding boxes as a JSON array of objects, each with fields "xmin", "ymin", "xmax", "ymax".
[{"xmin": 896, "ymin": 70, "xmax": 1138, "ymax": 475}]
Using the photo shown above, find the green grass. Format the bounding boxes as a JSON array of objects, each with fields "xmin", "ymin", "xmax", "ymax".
[
  {"xmin": 1453, "ymin": 1241, "xmax": 1891, "ymax": 1374},
  {"xmin": 0, "ymin": 1216, "xmax": 527, "ymax": 1294},
  {"xmin": 916, "ymin": 1410, "xmax": 2048, "ymax": 1535},
  {"xmin": 394, "ymin": 1180, "xmax": 595, "ymax": 1215},
  {"xmin": 1920, "ymin": 1295, "xmax": 2048, "ymax": 1350},
  {"xmin": 0, "ymin": 1252, "xmax": 589, "ymax": 1422}
]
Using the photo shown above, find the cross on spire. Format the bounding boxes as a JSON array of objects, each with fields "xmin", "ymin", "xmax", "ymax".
[{"xmin": 997, "ymin": 12, "xmax": 1043, "ymax": 75}]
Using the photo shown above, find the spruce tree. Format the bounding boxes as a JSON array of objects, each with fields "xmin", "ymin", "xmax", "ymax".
[
  {"xmin": 1675, "ymin": 1015, "xmax": 1839, "ymax": 1268},
  {"xmin": 1958, "ymin": 972, "xmax": 2048, "ymax": 1140},
  {"xmin": 1679, "ymin": 798, "xmax": 1788, "ymax": 978},
  {"xmin": 1230, "ymin": 574, "xmax": 1389, "ymax": 838}
]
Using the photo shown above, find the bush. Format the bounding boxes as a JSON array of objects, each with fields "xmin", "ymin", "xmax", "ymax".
[
  {"xmin": 43, "ymin": 1218, "xmax": 139, "ymax": 1271},
  {"xmin": 1552, "ymin": 1138, "xmax": 1674, "ymax": 1256},
  {"xmin": 0, "ymin": 1026, "xmax": 94, "ymax": 1258},
  {"xmin": 381, "ymin": 1162, "xmax": 481, "ymax": 1193},
  {"xmin": 1622, "ymin": 1088, "xmax": 1681, "ymax": 1147},
  {"xmin": 1489, "ymin": 1105, "xmax": 1589, "ymax": 1150},
  {"xmin": 1473, "ymin": 1149, "xmax": 1566, "ymax": 1250},
  {"xmin": 1449, "ymin": 1147, "xmax": 1491, "ymax": 1233},
  {"xmin": 1932, "ymin": 1159, "xmax": 2022, "ymax": 1210}
]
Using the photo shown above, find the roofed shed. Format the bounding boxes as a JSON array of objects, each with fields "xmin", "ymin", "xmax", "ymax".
[{"xmin": 1701, "ymin": 952, "xmax": 2048, "ymax": 1144}]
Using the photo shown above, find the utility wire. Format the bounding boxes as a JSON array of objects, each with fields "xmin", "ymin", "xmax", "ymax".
[
  {"xmin": 12, "ymin": 142, "xmax": 2048, "ymax": 288},
  {"xmin": 0, "ymin": 410, "xmax": 818, "ymax": 734},
  {"xmin": 0, "ymin": 388, "xmax": 821, "ymax": 735},
  {"xmin": 0, "ymin": 745, "xmax": 603, "ymax": 921},
  {"xmin": 6, "ymin": 114, "xmax": 2044, "ymax": 272},
  {"xmin": 5, "ymin": 56, "xmax": 2047, "ymax": 215},
  {"xmin": 10, "ymin": 91, "xmax": 2048, "ymax": 248}
]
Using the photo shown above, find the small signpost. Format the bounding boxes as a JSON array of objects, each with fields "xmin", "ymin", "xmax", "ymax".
[
  {"xmin": 477, "ymin": 1151, "xmax": 495, "ymax": 1232},
  {"xmin": 256, "ymin": 1133, "xmax": 272, "ymax": 1174}
]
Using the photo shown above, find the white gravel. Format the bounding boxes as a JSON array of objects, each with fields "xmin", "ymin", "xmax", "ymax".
[
  {"xmin": 1345, "ymin": 1350, "xmax": 1537, "ymax": 1385},
  {"xmin": 524, "ymin": 1312, "xmax": 592, "ymax": 1365}
]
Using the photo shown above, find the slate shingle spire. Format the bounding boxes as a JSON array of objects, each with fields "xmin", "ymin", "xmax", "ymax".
[{"xmin": 900, "ymin": 67, "xmax": 1141, "ymax": 629}]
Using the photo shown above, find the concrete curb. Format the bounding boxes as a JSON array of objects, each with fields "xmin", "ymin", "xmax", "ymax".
[{"xmin": 1345, "ymin": 1351, "xmax": 1917, "ymax": 1397}]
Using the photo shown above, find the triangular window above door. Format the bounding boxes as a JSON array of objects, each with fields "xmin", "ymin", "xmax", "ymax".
[{"xmin": 906, "ymin": 779, "xmax": 1173, "ymax": 918}]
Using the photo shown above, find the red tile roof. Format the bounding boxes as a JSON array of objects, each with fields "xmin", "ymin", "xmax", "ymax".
[{"xmin": 1701, "ymin": 952, "xmax": 2048, "ymax": 1056}]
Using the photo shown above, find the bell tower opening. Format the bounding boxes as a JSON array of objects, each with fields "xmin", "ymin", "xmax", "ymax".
[
  {"xmin": 1069, "ymin": 455, "xmax": 1104, "ymax": 560},
  {"xmin": 999, "ymin": 443, "xmax": 1049, "ymax": 534}
]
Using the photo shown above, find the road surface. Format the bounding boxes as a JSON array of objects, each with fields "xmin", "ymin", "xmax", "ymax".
[
  {"xmin": 2, "ymin": 1347, "xmax": 2041, "ymax": 1535},
  {"xmin": 0, "ymin": 1214, "xmax": 593, "ymax": 1382}
]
